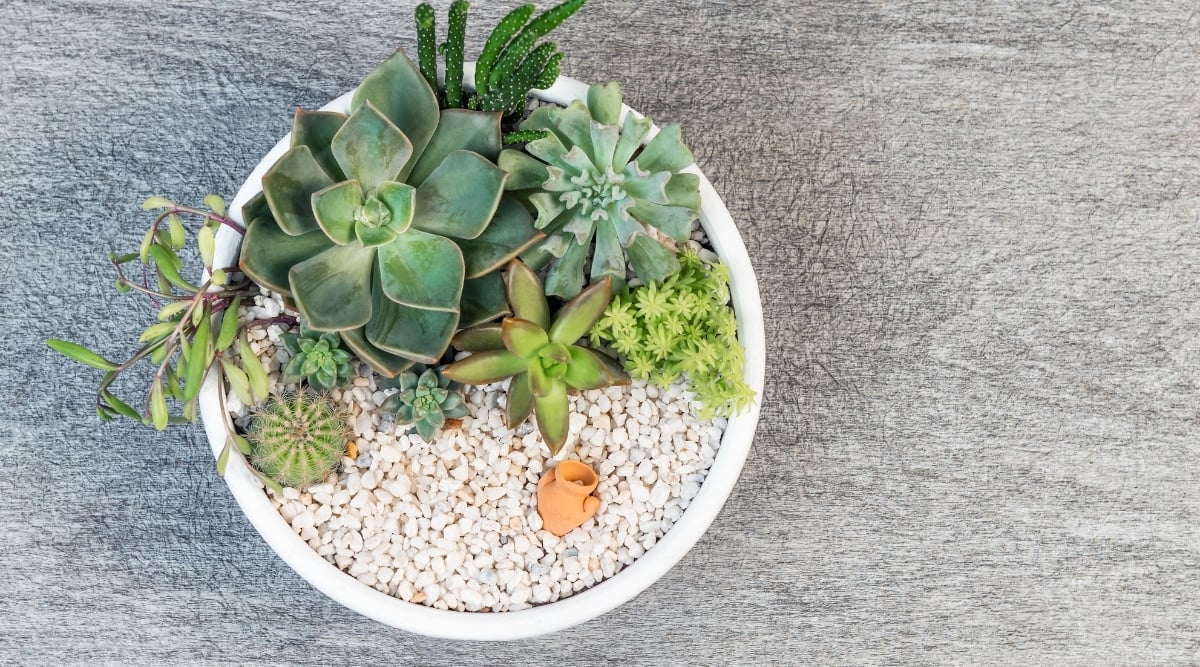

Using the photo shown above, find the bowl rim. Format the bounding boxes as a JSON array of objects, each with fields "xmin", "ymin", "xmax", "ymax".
[{"xmin": 197, "ymin": 63, "xmax": 765, "ymax": 641}]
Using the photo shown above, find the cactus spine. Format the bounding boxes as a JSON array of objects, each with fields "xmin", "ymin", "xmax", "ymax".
[{"xmin": 247, "ymin": 390, "xmax": 349, "ymax": 488}]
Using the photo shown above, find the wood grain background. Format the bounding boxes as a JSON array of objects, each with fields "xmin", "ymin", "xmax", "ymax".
[{"xmin": 3, "ymin": 0, "xmax": 1198, "ymax": 663}]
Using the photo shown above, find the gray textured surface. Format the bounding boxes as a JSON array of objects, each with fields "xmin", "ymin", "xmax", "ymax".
[{"xmin": 3, "ymin": 0, "xmax": 1199, "ymax": 663}]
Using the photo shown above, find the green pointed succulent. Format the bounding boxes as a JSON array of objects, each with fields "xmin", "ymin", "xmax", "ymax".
[
  {"xmin": 379, "ymin": 366, "xmax": 469, "ymax": 442},
  {"xmin": 280, "ymin": 324, "xmax": 356, "ymax": 390},
  {"xmin": 240, "ymin": 49, "xmax": 542, "ymax": 377},
  {"xmin": 499, "ymin": 81, "xmax": 702, "ymax": 298},
  {"xmin": 442, "ymin": 260, "xmax": 627, "ymax": 454}
]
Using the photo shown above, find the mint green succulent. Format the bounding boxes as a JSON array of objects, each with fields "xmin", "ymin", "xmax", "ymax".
[
  {"xmin": 379, "ymin": 367, "xmax": 468, "ymax": 442},
  {"xmin": 280, "ymin": 325, "xmax": 355, "ymax": 390},
  {"xmin": 239, "ymin": 49, "xmax": 542, "ymax": 377},
  {"xmin": 442, "ymin": 260, "xmax": 627, "ymax": 454},
  {"xmin": 499, "ymin": 81, "xmax": 702, "ymax": 298}
]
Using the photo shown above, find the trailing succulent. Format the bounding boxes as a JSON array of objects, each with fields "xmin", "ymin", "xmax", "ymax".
[
  {"xmin": 379, "ymin": 366, "xmax": 468, "ymax": 442},
  {"xmin": 280, "ymin": 325, "xmax": 356, "ymax": 390},
  {"xmin": 239, "ymin": 49, "xmax": 543, "ymax": 378},
  {"xmin": 414, "ymin": 0, "xmax": 586, "ymax": 117},
  {"xmin": 247, "ymin": 390, "xmax": 350, "ymax": 488},
  {"xmin": 590, "ymin": 248, "xmax": 755, "ymax": 419},
  {"xmin": 500, "ymin": 81, "xmax": 702, "ymax": 298},
  {"xmin": 443, "ymin": 260, "xmax": 627, "ymax": 453},
  {"xmin": 48, "ymin": 195, "xmax": 272, "ymax": 430}
]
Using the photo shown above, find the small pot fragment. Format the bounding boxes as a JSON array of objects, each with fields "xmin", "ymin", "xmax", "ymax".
[{"xmin": 536, "ymin": 460, "xmax": 601, "ymax": 537}]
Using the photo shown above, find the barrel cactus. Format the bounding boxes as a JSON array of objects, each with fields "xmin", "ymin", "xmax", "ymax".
[
  {"xmin": 240, "ymin": 49, "xmax": 542, "ymax": 377},
  {"xmin": 247, "ymin": 390, "xmax": 350, "ymax": 489},
  {"xmin": 498, "ymin": 81, "xmax": 702, "ymax": 298}
]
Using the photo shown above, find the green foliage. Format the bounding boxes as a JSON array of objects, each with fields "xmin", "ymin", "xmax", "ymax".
[
  {"xmin": 499, "ymin": 81, "xmax": 702, "ymax": 298},
  {"xmin": 281, "ymin": 325, "xmax": 356, "ymax": 390},
  {"xmin": 415, "ymin": 0, "xmax": 585, "ymax": 116},
  {"xmin": 589, "ymin": 248, "xmax": 755, "ymax": 419},
  {"xmin": 240, "ymin": 49, "xmax": 542, "ymax": 376},
  {"xmin": 379, "ymin": 366, "xmax": 469, "ymax": 442},
  {"xmin": 48, "ymin": 195, "xmax": 274, "ymax": 433},
  {"xmin": 247, "ymin": 390, "xmax": 349, "ymax": 488},
  {"xmin": 443, "ymin": 260, "xmax": 627, "ymax": 454}
]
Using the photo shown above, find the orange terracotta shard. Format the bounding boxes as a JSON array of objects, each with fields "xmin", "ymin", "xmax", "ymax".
[{"xmin": 536, "ymin": 460, "xmax": 601, "ymax": 537}]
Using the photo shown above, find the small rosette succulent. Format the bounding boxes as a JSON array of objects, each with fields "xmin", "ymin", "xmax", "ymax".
[
  {"xmin": 240, "ymin": 49, "xmax": 542, "ymax": 377},
  {"xmin": 280, "ymin": 325, "xmax": 355, "ymax": 390},
  {"xmin": 499, "ymin": 81, "xmax": 702, "ymax": 298},
  {"xmin": 379, "ymin": 367, "xmax": 468, "ymax": 442},
  {"xmin": 442, "ymin": 260, "xmax": 628, "ymax": 453}
]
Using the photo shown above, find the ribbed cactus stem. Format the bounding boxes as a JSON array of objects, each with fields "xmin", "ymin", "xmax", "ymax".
[
  {"xmin": 479, "ymin": 41, "xmax": 557, "ymax": 116},
  {"xmin": 443, "ymin": 1, "xmax": 469, "ymax": 107},
  {"xmin": 503, "ymin": 129, "xmax": 551, "ymax": 145},
  {"xmin": 534, "ymin": 51, "xmax": 563, "ymax": 89},
  {"xmin": 488, "ymin": 0, "xmax": 585, "ymax": 89},
  {"xmin": 248, "ymin": 390, "xmax": 349, "ymax": 489},
  {"xmin": 415, "ymin": 3, "xmax": 438, "ymax": 93},
  {"xmin": 474, "ymin": 3, "xmax": 535, "ymax": 97}
]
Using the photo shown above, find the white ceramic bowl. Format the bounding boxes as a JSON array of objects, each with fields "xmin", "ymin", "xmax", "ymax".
[{"xmin": 198, "ymin": 65, "xmax": 764, "ymax": 640}]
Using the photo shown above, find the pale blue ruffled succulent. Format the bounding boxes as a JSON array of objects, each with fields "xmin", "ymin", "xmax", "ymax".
[{"xmin": 498, "ymin": 81, "xmax": 702, "ymax": 298}]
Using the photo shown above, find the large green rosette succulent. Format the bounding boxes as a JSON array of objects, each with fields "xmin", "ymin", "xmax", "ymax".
[
  {"xmin": 499, "ymin": 81, "xmax": 702, "ymax": 298},
  {"xmin": 240, "ymin": 49, "xmax": 542, "ymax": 376}
]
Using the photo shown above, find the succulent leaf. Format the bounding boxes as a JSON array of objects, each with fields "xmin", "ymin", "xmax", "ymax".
[
  {"xmin": 262, "ymin": 146, "xmax": 334, "ymax": 235},
  {"xmin": 352, "ymin": 49, "xmax": 439, "ymax": 181},
  {"xmin": 376, "ymin": 228, "xmax": 464, "ymax": 309},
  {"xmin": 339, "ymin": 327, "xmax": 413, "ymax": 377},
  {"xmin": 459, "ymin": 273, "xmax": 510, "ymax": 328},
  {"xmin": 533, "ymin": 379, "xmax": 569, "ymax": 453},
  {"xmin": 311, "ymin": 180, "xmax": 364, "ymax": 245},
  {"xmin": 548, "ymin": 276, "xmax": 611, "ymax": 344},
  {"xmin": 331, "ymin": 101, "xmax": 414, "ymax": 193},
  {"xmin": 586, "ymin": 81, "xmax": 622, "ymax": 125},
  {"xmin": 475, "ymin": 3, "xmax": 536, "ymax": 96},
  {"xmin": 452, "ymin": 322, "xmax": 504, "ymax": 352},
  {"xmin": 456, "ymin": 196, "xmax": 542, "ymax": 278},
  {"xmin": 413, "ymin": 150, "xmax": 508, "ymax": 239},
  {"xmin": 635, "ymin": 123, "xmax": 695, "ymax": 174},
  {"xmin": 288, "ymin": 243, "xmax": 375, "ymax": 331},
  {"xmin": 407, "ymin": 109, "xmax": 502, "ymax": 187},
  {"xmin": 562, "ymin": 345, "xmax": 608, "ymax": 390},
  {"xmin": 365, "ymin": 287, "xmax": 460, "ymax": 364},
  {"xmin": 504, "ymin": 259, "xmax": 551, "ymax": 330},
  {"xmin": 239, "ymin": 217, "xmax": 335, "ymax": 295},
  {"xmin": 505, "ymin": 372, "xmax": 534, "ymax": 427},
  {"xmin": 502, "ymin": 318, "xmax": 549, "ymax": 359},
  {"xmin": 292, "ymin": 110, "xmax": 349, "ymax": 181},
  {"xmin": 442, "ymin": 349, "xmax": 528, "ymax": 384}
]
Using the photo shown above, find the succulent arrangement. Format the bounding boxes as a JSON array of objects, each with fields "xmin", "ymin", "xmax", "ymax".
[{"xmin": 50, "ymin": 0, "xmax": 754, "ymax": 496}]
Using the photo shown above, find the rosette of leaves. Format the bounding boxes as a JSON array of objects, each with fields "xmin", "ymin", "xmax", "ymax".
[
  {"xmin": 413, "ymin": 0, "xmax": 587, "ymax": 117},
  {"xmin": 281, "ymin": 325, "xmax": 356, "ymax": 390},
  {"xmin": 442, "ymin": 260, "xmax": 627, "ymax": 453},
  {"xmin": 589, "ymin": 247, "xmax": 755, "ymax": 419},
  {"xmin": 499, "ymin": 81, "xmax": 702, "ymax": 298},
  {"xmin": 239, "ymin": 48, "xmax": 542, "ymax": 378},
  {"xmin": 379, "ymin": 367, "xmax": 468, "ymax": 442}
]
